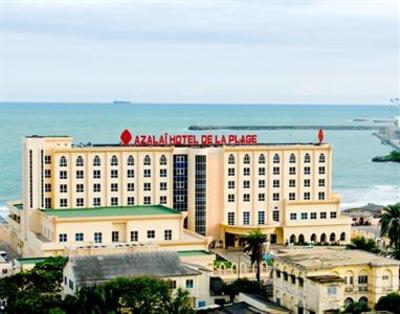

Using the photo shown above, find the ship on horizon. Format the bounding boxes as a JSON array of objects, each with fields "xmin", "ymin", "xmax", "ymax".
[{"xmin": 113, "ymin": 100, "xmax": 132, "ymax": 105}]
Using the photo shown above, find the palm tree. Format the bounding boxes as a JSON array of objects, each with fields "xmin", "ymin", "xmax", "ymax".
[
  {"xmin": 243, "ymin": 229, "xmax": 267, "ymax": 287},
  {"xmin": 380, "ymin": 203, "xmax": 400, "ymax": 260}
]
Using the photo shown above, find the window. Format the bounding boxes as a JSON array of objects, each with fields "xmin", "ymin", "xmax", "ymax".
[
  {"xmin": 93, "ymin": 170, "xmax": 101, "ymax": 179},
  {"xmin": 243, "ymin": 194, "xmax": 250, "ymax": 202},
  {"xmin": 228, "ymin": 194, "xmax": 235, "ymax": 203},
  {"xmin": 327, "ymin": 286, "xmax": 337, "ymax": 296},
  {"xmin": 228, "ymin": 154, "xmax": 235, "ymax": 164},
  {"xmin": 330, "ymin": 211, "xmax": 337, "ymax": 219},
  {"xmin": 94, "ymin": 232, "xmax": 102, "ymax": 243},
  {"xmin": 144, "ymin": 169, "xmax": 151, "ymax": 177},
  {"xmin": 258, "ymin": 193, "xmax": 265, "ymax": 201},
  {"xmin": 243, "ymin": 154, "xmax": 250, "ymax": 164},
  {"xmin": 45, "ymin": 169, "xmax": 51, "ymax": 178},
  {"xmin": 45, "ymin": 183, "xmax": 51, "ymax": 192},
  {"xmin": 160, "ymin": 169, "xmax": 167, "ymax": 177},
  {"xmin": 319, "ymin": 153, "xmax": 326, "ymax": 163},
  {"xmin": 111, "ymin": 155, "xmax": 118, "ymax": 166},
  {"xmin": 258, "ymin": 211, "xmax": 265, "ymax": 225},
  {"xmin": 93, "ymin": 183, "xmax": 101, "ymax": 192},
  {"xmin": 228, "ymin": 212, "xmax": 235, "ymax": 225},
  {"xmin": 60, "ymin": 184, "xmax": 68, "ymax": 193},
  {"xmin": 112, "ymin": 231, "xmax": 119, "ymax": 242},
  {"xmin": 320, "ymin": 212, "xmax": 327, "ymax": 219},
  {"xmin": 289, "ymin": 179, "xmax": 296, "ymax": 188},
  {"xmin": 144, "ymin": 196, "xmax": 151, "ymax": 204},
  {"xmin": 273, "ymin": 180, "xmax": 280, "ymax": 188},
  {"xmin": 45, "ymin": 155, "xmax": 51, "ymax": 164},
  {"xmin": 60, "ymin": 198, "xmax": 68, "ymax": 207},
  {"xmin": 93, "ymin": 156, "xmax": 101, "ymax": 166},
  {"xmin": 76, "ymin": 156, "xmax": 84, "ymax": 167},
  {"xmin": 45, "ymin": 198, "xmax": 51, "ymax": 208},
  {"xmin": 228, "ymin": 168, "xmax": 235, "ymax": 176},
  {"xmin": 144, "ymin": 155, "xmax": 151, "ymax": 166},
  {"xmin": 310, "ymin": 212, "xmax": 317, "ymax": 219},
  {"xmin": 318, "ymin": 179, "xmax": 325, "ymax": 187},
  {"xmin": 127, "ymin": 196, "xmax": 135, "ymax": 205},
  {"xmin": 147, "ymin": 230, "xmax": 155, "ymax": 239},
  {"xmin": 258, "ymin": 180, "xmax": 265, "ymax": 188},
  {"xmin": 76, "ymin": 184, "xmax": 84, "ymax": 193},
  {"xmin": 69, "ymin": 280, "xmax": 74, "ymax": 291},
  {"xmin": 243, "ymin": 212, "xmax": 250, "ymax": 225},
  {"xmin": 127, "ymin": 169, "xmax": 135, "ymax": 178},
  {"xmin": 289, "ymin": 153, "xmax": 296, "ymax": 163},
  {"xmin": 130, "ymin": 231, "xmax": 138, "ymax": 242},
  {"xmin": 127, "ymin": 155, "xmax": 134, "ymax": 166},
  {"xmin": 304, "ymin": 179, "xmax": 310, "ymax": 187},
  {"xmin": 144, "ymin": 183, "xmax": 151, "ymax": 191},
  {"xmin": 127, "ymin": 183, "xmax": 135, "ymax": 191},
  {"xmin": 111, "ymin": 197, "xmax": 118, "ymax": 206},
  {"xmin": 164, "ymin": 229, "xmax": 172, "ymax": 240},
  {"xmin": 319, "ymin": 167, "xmax": 325, "ymax": 175},
  {"xmin": 186, "ymin": 279, "xmax": 194, "ymax": 289},
  {"xmin": 289, "ymin": 193, "xmax": 295, "ymax": 201},
  {"xmin": 111, "ymin": 183, "xmax": 118, "ymax": 192},
  {"xmin": 93, "ymin": 197, "xmax": 101, "ymax": 206},
  {"xmin": 169, "ymin": 280, "xmax": 177, "ymax": 289},
  {"xmin": 228, "ymin": 181, "xmax": 235, "ymax": 189},
  {"xmin": 358, "ymin": 275, "xmax": 368, "ymax": 284},
  {"xmin": 160, "ymin": 196, "xmax": 167, "ymax": 204},
  {"xmin": 59, "ymin": 156, "xmax": 67, "ymax": 167},
  {"xmin": 75, "ymin": 233, "xmax": 84, "ymax": 241},
  {"xmin": 304, "ymin": 153, "xmax": 311, "ymax": 163},
  {"xmin": 273, "ymin": 210, "xmax": 279, "ymax": 222},
  {"xmin": 259, "ymin": 154, "xmax": 265, "ymax": 164},
  {"xmin": 59, "ymin": 171, "xmax": 67, "ymax": 179},
  {"xmin": 273, "ymin": 193, "xmax": 280, "ymax": 201},
  {"xmin": 304, "ymin": 167, "xmax": 311, "ymax": 175},
  {"xmin": 111, "ymin": 169, "xmax": 118, "ymax": 178},
  {"xmin": 301, "ymin": 212, "xmax": 308, "ymax": 220},
  {"xmin": 258, "ymin": 167, "xmax": 265, "ymax": 175},
  {"xmin": 273, "ymin": 167, "xmax": 280, "ymax": 175},
  {"xmin": 160, "ymin": 182, "xmax": 167, "ymax": 190},
  {"xmin": 273, "ymin": 154, "xmax": 280, "ymax": 163},
  {"xmin": 290, "ymin": 213, "xmax": 297, "ymax": 220},
  {"xmin": 76, "ymin": 170, "xmax": 84, "ymax": 179},
  {"xmin": 318, "ymin": 192, "xmax": 325, "ymax": 200},
  {"xmin": 243, "ymin": 180, "xmax": 250, "ymax": 189},
  {"xmin": 289, "ymin": 167, "xmax": 296, "ymax": 175},
  {"xmin": 243, "ymin": 168, "xmax": 250, "ymax": 176},
  {"xmin": 160, "ymin": 155, "xmax": 167, "ymax": 165},
  {"xmin": 59, "ymin": 233, "xmax": 67, "ymax": 242},
  {"xmin": 304, "ymin": 192, "xmax": 310, "ymax": 200},
  {"xmin": 76, "ymin": 198, "xmax": 84, "ymax": 207}
]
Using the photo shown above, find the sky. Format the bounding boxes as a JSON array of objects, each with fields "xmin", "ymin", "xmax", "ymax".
[{"xmin": 0, "ymin": 0, "xmax": 399, "ymax": 104}]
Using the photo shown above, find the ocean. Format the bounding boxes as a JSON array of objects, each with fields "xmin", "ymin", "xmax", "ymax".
[{"xmin": 0, "ymin": 102, "xmax": 399, "ymax": 211}]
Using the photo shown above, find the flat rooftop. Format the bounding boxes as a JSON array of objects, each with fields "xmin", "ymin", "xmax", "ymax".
[
  {"xmin": 274, "ymin": 247, "xmax": 400, "ymax": 269},
  {"xmin": 41, "ymin": 205, "xmax": 180, "ymax": 218}
]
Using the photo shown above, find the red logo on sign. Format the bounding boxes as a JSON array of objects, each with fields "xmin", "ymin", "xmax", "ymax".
[
  {"xmin": 318, "ymin": 128, "xmax": 324, "ymax": 143},
  {"xmin": 120, "ymin": 129, "xmax": 132, "ymax": 145}
]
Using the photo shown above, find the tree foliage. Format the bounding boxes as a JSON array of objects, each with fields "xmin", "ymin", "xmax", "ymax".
[
  {"xmin": 348, "ymin": 236, "xmax": 379, "ymax": 254},
  {"xmin": 375, "ymin": 292, "xmax": 400, "ymax": 314},
  {"xmin": 380, "ymin": 203, "xmax": 400, "ymax": 259},
  {"xmin": 243, "ymin": 229, "xmax": 267, "ymax": 286},
  {"xmin": 342, "ymin": 301, "xmax": 370, "ymax": 314}
]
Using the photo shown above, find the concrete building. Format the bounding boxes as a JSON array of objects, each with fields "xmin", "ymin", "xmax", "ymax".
[
  {"xmin": 63, "ymin": 251, "xmax": 213, "ymax": 309},
  {"xmin": 7, "ymin": 134, "xmax": 351, "ymax": 257},
  {"xmin": 272, "ymin": 247, "xmax": 400, "ymax": 313}
]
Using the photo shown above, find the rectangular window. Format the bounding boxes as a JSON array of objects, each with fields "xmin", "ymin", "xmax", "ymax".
[
  {"xmin": 160, "ymin": 182, "xmax": 167, "ymax": 191},
  {"xmin": 228, "ymin": 168, "xmax": 235, "ymax": 176},
  {"xmin": 169, "ymin": 280, "xmax": 177, "ymax": 289},
  {"xmin": 304, "ymin": 192, "xmax": 311, "ymax": 200},
  {"xmin": 76, "ymin": 184, "xmax": 84, "ymax": 193},
  {"xmin": 186, "ymin": 279, "xmax": 194, "ymax": 289},
  {"xmin": 327, "ymin": 286, "xmax": 337, "ymax": 296},
  {"xmin": 60, "ymin": 198, "xmax": 68, "ymax": 208},
  {"xmin": 319, "ymin": 167, "xmax": 325, "ymax": 175},
  {"xmin": 330, "ymin": 211, "xmax": 337, "ymax": 219},
  {"xmin": 127, "ymin": 196, "xmax": 135, "ymax": 205},
  {"xmin": 112, "ymin": 231, "xmax": 119, "ymax": 242},
  {"xmin": 147, "ymin": 230, "xmax": 155, "ymax": 239},
  {"xmin": 130, "ymin": 231, "xmax": 138, "ymax": 242},
  {"xmin": 273, "ymin": 167, "xmax": 280, "ymax": 175},
  {"xmin": 76, "ymin": 198, "xmax": 84, "ymax": 207},
  {"xmin": 290, "ymin": 213, "xmax": 297, "ymax": 220},
  {"xmin": 60, "ymin": 184, "xmax": 67, "ymax": 193},
  {"xmin": 111, "ymin": 183, "xmax": 118, "ymax": 192},
  {"xmin": 243, "ymin": 194, "xmax": 250, "ymax": 202},
  {"xmin": 93, "ymin": 170, "xmax": 101, "ymax": 179},
  {"xmin": 304, "ymin": 179, "xmax": 310, "ymax": 187},
  {"xmin": 45, "ymin": 155, "xmax": 51, "ymax": 164},
  {"xmin": 289, "ymin": 193, "xmax": 296, "ymax": 201},
  {"xmin": 45, "ymin": 169, "xmax": 51, "ymax": 178},
  {"xmin": 75, "ymin": 233, "xmax": 84, "ymax": 241},
  {"xmin": 164, "ymin": 229, "xmax": 172, "ymax": 240},
  {"xmin": 301, "ymin": 212, "xmax": 308, "ymax": 220},
  {"xmin": 289, "ymin": 167, "xmax": 296, "ymax": 175},
  {"xmin": 318, "ymin": 179, "xmax": 325, "ymax": 187},
  {"xmin": 304, "ymin": 167, "xmax": 311, "ymax": 175},
  {"xmin": 93, "ymin": 197, "xmax": 101, "ymax": 206},
  {"xmin": 69, "ymin": 280, "xmax": 74, "ymax": 291},
  {"xmin": 318, "ymin": 192, "xmax": 325, "ymax": 200},
  {"xmin": 358, "ymin": 275, "xmax": 368, "ymax": 284},
  {"xmin": 45, "ymin": 198, "xmax": 51, "ymax": 208},
  {"xmin": 94, "ymin": 232, "xmax": 102, "ymax": 243},
  {"xmin": 45, "ymin": 183, "xmax": 51, "ymax": 192},
  {"xmin": 273, "ymin": 210, "xmax": 279, "ymax": 222},
  {"xmin": 310, "ymin": 212, "xmax": 317, "ymax": 220},
  {"xmin": 228, "ymin": 212, "xmax": 235, "ymax": 225},
  {"xmin": 228, "ymin": 194, "xmax": 235, "ymax": 202},
  {"xmin": 258, "ymin": 180, "xmax": 265, "ymax": 188},
  {"xmin": 127, "ymin": 183, "xmax": 135, "ymax": 192},
  {"xmin": 144, "ymin": 196, "xmax": 151, "ymax": 204},
  {"xmin": 243, "ymin": 211, "xmax": 250, "ymax": 225},
  {"xmin": 258, "ymin": 193, "xmax": 265, "ymax": 201},
  {"xmin": 258, "ymin": 167, "xmax": 265, "ymax": 175},
  {"xmin": 243, "ymin": 180, "xmax": 250, "ymax": 189},
  {"xmin": 111, "ymin": 197, "xmax": 118, "ymax": 206},
  {"xmin": 93, "ymin": 183, "xmax": 101, "ymax": 192},
  {"xmin": 127, "ymin": 169, "xmax": 135, "ymax": 178},
  {"xmin": 76, "ymin": 170, "xmax": 84, "ymax": 179},
  {"xmin": 111, "ymin": 170, "xmax": 118, "ymax": 178},
  {"xmin": 258, "ymin": 211, "xmax": 265, "ymax": 225},
  {"xmin": 160, "ymin": 169, "xmax": 167, "ymax": 177},
  {"xmin": 228, "ymin": 181, "xmax": 235, "ymax": 189},
  {"xmin": 320, "ymin": 212, "xmax": 327, "ymax": 219},
  {"xmin": 289, "ymin": 179, "xmax": 296, "ymax": 188},
  {"xmin": 160, "ymin": 196, "xmax": 167, "ymax": 204},
  {"xmin": 273, "ymin": 180, "xmax": 280, "ymax": 188},
  {"xmin": 144, "ymin": 183, "xmax": 151, "ymax": 191},
  {"xmin": 59, "ymin": 171, "xmax": 67, "ymax": 179},
  {"xmin": 243, "ymin": 168, "xmax": 250, "ymax": 176},
  {"xmin": 59, "ymin": 233, "xmax": 67, "ymax": 242},
  {"xmin": 273, "ymin": 193, "xmax": 280, "ymax": 201},
  {"xmin": 144, "ymin": 169, "xmax": 151, "ymax": 177}
]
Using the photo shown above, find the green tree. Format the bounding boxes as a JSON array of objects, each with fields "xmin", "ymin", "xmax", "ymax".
[
  {"xmin": 343, "ymin": 301, "xmax": 370, "ymax": 314},
  {"xmin": 380, "ymin": 203, "xmax": 400, "ymax": 259},
  {"xmin": 375, "ymin": 292, "xmax": 400, "ymax": 314},
  {"xmin": 222, "ymin": 278, "xmax": 261, "ymax": 302},
  {"xmin": 348, "ymin": 236, "xmax": 379, "ymax": 253},
  {"xmin": 243, "ymin": 229, "xmax": 267, "ymax": 286}
]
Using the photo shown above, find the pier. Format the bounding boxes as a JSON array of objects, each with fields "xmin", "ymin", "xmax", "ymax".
[{"xmin": 188, "ymin": 125, "xmax": 382, "ymax": 131}]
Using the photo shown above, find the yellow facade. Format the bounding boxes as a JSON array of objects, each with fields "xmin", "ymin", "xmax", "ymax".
[{"xmin": 273, "ymin": 247, "xmax": 400, "ymax": 313}]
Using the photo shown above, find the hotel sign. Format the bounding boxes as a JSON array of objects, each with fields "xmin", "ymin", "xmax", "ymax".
[{"xmin": 120, "ymin": 129, "xmax": 257, "ymax": 146}]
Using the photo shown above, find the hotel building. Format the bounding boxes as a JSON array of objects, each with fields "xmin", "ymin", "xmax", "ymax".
[{"xmin": 7, "ymin": 133, "xmax": 351, "ymax": 257}]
